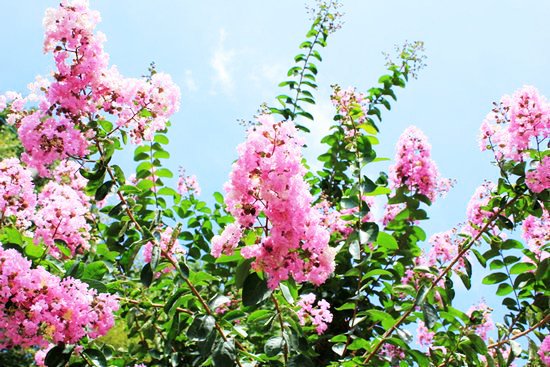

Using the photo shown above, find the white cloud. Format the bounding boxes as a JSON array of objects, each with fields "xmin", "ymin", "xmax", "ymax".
[
  {"xmin": 210, "ymin": 28, "xmax": 235, "ymax": 95},
  {"xmin": 184, "ymin": 69, "xmax": 198, "ymax": 92}
]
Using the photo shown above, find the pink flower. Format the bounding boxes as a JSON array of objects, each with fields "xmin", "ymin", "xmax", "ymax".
[
  {"xmin": 462, "ymin": 181, "xmax": 496, "ymax": 238},
  {"xmin": 480, "ymin": 86, "xmax": 550, "ymax": 162},
  {"xmin": 417, "ymin": 320, "xmax": 434, "ymax": 347},
  {"xmin": 213, "ymin": 115, "xmax": 334, "ymax": 289},
  {"xmin": 526, "ymin": 156, "xmax": 550, "ymax": 193},
  {"xmin": 34, "ymin": 180, "xmax": 92, "ymax": 258},
  {"xmin": 467, "ymin": 301, "xmax": 494, "ymax": 341},
  {"xmin": 0, "ymin": 158, "xmax": 37, "ymax": 229},
  {"xmin": 522, "ymin": 210, "xmax": 550, "ymax": 261},
  {"xmin": 177, "ymin": 168, "xmax": 201, "ymax": 196},
  {"xmin": 539, "ymin": 335, "xmax": 550, "ymax": 366},
  {"xmin": 0, "ymin": 247, "xmax": 118, "ymax": 348},
  {"xmin": 143, "ymin": 226, "xmax": 185, "ymax": 272},
  {"xmin": 389, "ymin": 126, "xmax": 452, "ymax": 202},
  {"xmin": 297, "ymin": 293, "xmax": 333, "ymax": 334}
]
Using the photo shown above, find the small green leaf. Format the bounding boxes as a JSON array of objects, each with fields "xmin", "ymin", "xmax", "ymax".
[
  {"xmin": 82, "ymin": 349, "xmax": 107, "ymax": 367},
  {"xmin": 140, "ymin": 263, "xmax": 153, "ymax": 287},
  {"xmin": 242, "ymin": 273, "xmax": 271, "ymax": 307}
]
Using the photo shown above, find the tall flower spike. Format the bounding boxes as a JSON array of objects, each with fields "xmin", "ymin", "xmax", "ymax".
[
  {"xmin": 389, "ymin": 126, "xmax": 452, "ymax": 201},
  {"xmin": 212, "ymin": 114, "xmax": 334, "ymax": 289}
]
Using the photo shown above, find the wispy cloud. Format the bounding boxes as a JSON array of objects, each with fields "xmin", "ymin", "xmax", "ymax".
[
  {"xmin": 184, "ymin": 69, "xmax": 198, "ymax": 93},
  {"xmin": 210, "ymin": 28, "xmax": 235, "ymax": 95}
]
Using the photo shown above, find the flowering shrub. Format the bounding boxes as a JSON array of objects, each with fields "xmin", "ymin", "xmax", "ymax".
[{"xmin": 0, "ymin": 1, "xmax": 548, "ymax": 367}]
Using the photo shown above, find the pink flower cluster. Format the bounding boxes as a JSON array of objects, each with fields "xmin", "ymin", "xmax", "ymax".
[
  {"xmin": 526, "ymin": 156, "xmax": 549, "ymax": 193},
  {"xmin": 14, "ymin": 0, "xmax": 180, "ymax": 175},
  {"xmin": 101, "ymin": 69, "xmax": 180, "ymax": 144},
  {"xmin": 420, "ymin": 229, "xmax": 465, "ymax": 272},
  {"xmin": 467, "ymin": 301, "xmax": 494, "ymax": 341},
  {"xmin": 381, "ymin": 203, "xmax": 406, "ymax": 227},
  {"xmin": 34, "ymin": 162, "xmax": 92, "ymax": 258},
  {"xmin": 0, "ymin": 159, "xmax": 93, "ymax": 258},
  {"xmin": 521, "ymin": 210, "xmax": 549, "ymax": 261},
  {"xmin": 416, "ymin": 320, "xmax": 435, "ymax": 347},
  {"xmin": 212, "ymin": 115, "xmax": 335, "ymax": 289},
  {"xmin": 330, "ymin": 86, "xmax": 370, "ymax": 138},
  {"xmin": 539, "ymin": 335, "xmax": 550, "ymax": 366},
  {"xmin": 480, "ymin": 86, "xmax": 549, "ymax": 161},
  {"xmin": 296, "ymin": 293, "xmax": 333, "ymax": 334},
  {"xmin": 177, "ymin": 168, "xmax": 201, "ymax": 196},
  {"xmin": 389, "ymin": 126, "xmax": 452, "ymax": 201},
  {"xmin": 143, "ymin": 226, "xmax": 185, "ymax": 272},
  {"xmin": 0, "ymin": 247, "xmax": 118, "ymax": 349},
  {"xmin": 462, "ymin": 181, "xmax": 497, "ymax": 238},
  {"xmin": 380, "ymin": 343, "xmax": 405, "ymax": 364},
  {"xmin": 0, "ymin": 158, "xmax": 37, "ymax": 229}
]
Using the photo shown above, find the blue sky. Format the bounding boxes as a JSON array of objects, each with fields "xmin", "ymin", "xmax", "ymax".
[{"xmin": 1, "ymin": 0, "xmax": 549, "ymax": 355}]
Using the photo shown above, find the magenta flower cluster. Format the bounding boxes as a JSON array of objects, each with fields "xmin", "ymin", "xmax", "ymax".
[
  {"xmin": 521, "ymin": 210, "xmax": 549, "ymax": 262},
  {"xmin": 212, "ymin": 115, "xmax": 335, "ymax": 289},
  {"xmin": 462, "ymin": 181, "xmax": 496, "ymax": 238},
  {"xmin": 389, "ymin": 126, "xmax": 452, "ymax": 201},
  {"xmin": 480, "ymin": 86, "xmax": 549, "ymax": 193},
  {"xmin": 0, "ymin": 247, "xmax": 118, "ymax": 349},
  {"xmin": 0, "ymin": 158, "xmax": 37, "ymax": 229},
  {"xmin": 466, "ymin": 301, "xmax": 494, "ymax": 341},
  {"xmin": 296, "ymin": 293, "xmax": 333, "ymax": 335},
  {"xmin": 143, "ymin": 226, "xmax": 186, "ymax": 273},
  {"xmin": 0, "ymin": 158, "xmax": 93, "ymax": 258},
  {"xmin": 10, "ymin": 0, "xmax": 180, "ymax": 175}
]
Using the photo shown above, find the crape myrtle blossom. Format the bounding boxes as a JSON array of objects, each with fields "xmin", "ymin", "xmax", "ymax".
[
  {"xmin": 521, "ymin": 209, "xmax": 550, "ymax": 261},
  {"xmin": 526, "ymin": 155, "xmax": 550, "ymax": 194},
  {"xmin": 0, "ymin": 247, "xmax": 118, "ymax": 349},
  {"xmin": 467, "ymin": 301, "xmax": 494, "ymax": 341},
  {"xmin": 212, "ymin": 114, "xmax": 335, "ymax": 289},
  {"xmin": 480, "ymin": 86, "xmax": 549, "ymax": 162},
  {"xmin": 417, "ymin": 320, "xmax": 434, "ymax": 347},
  {"xmin": 16, "ymin": 0, "xmax": 180, "ymax": 175},
  {"xmin": 34, "ymin": 163, "xmax": 93, "ymax": 258},
  {"xmin": 330, "ymin": 85, "xmax": 370, "ymax": 138},
  {"xmin": 143, "ymin": 226, "xmax": 185, "ymax": 273},
  {"xmin": 389, "ymin": 126, "xmax": 453, "ymax": 202},
  {"xmin": 0, "ymin": 158, "xmax": 37, "ymax": 229},
  {"xmin": 462, "ymin": 181, "xmax": 497, "ymax": 238},
  {"xmin": 421, "ymin": 228, "xmax": 465, "ymax": 272},
  {"xmin": 296, "ymin": 293, "xmax": 333, "ymax": 335},
  {"xmin": 539, "ymin": 335, "xmax": 550, "ymax": 366},
  {"xmin": 177, "ymin": 167, "xmax": 201, "ymax": 196}
]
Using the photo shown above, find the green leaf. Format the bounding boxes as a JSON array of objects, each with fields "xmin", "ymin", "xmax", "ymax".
[
  {"xmin": 45, "ymin": 345, "xmax": 71, "ymax": 367},
  {"xmin": 154, "ymin": 134, "xmax": 169, "ymax": 144},
  {"xmin": 82, "ymin": 349, "xmax": 107, "ymax": 367},
  {"xmin": 213, "ymin": 340, "xmax": 236, "ymax": 367},
  {"xmin": 422, "ymin": 303, "xmax": 438, "ymax": 329},
  {"xmin": 459, "ymin": 272, "xmax": 471, "ymax": 290},
  {"xmin": 288, "ymin": 355, "xmax": 314, "ymax": 367},
  {"xmin": 415, "ymin": 285, "xmax": 429, "ymax": 306},
  {"xmin": 149, "ymin": 245, "xmax": 161, "ymax": 270},
  {"xmin": 82, "ymin": 262, "xmax": 108, "ymax": 281},
  {"xmin": 95, "ymin": 180, "xmax": 115, "ymax": 201},
  {"xmin": 188, "ymin": 315, "xmax": 216, "ymax": 341},
  {"xmin": 81, "ymin": 279, "xmax": 107, "ymax": 293},
  {"xmin": 482, "ymin": 272, "xmax": 508, "ymax": 285},
  {"xmin": 467, "ymin": 334, "xmax": 488, "ymax": 354},
  {"xmin": 509, "ymin": 262, "xmax": 536, "ymax": 274},
  {"xmin": 496, "ymin": 283, "xmax": 513, "ymax": 296},
  {"xmin": 265, "ymin": 336, "xmax": 284, "ymax": 357},
  {"xmin": 376, "ymin": 232, "xmax": 398, "ymax": 250},
  {"xmin": 140, "ymin": 263, "xmax": 153, "ymax": 287},
  {"xmin": 242, "ymin": 273, "xmax": 271, "ymax": 307}
]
